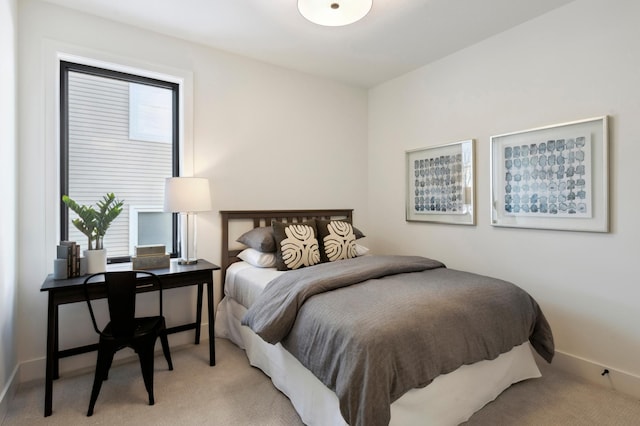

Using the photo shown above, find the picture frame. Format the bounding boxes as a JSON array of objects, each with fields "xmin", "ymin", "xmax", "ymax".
[
  {"xmin": 490, "ymin": 116, "xmax": 608, "ymax": 232},
  {"xmin": 406, "ymin": 139, "xmax": 475, "ymax": 225}
]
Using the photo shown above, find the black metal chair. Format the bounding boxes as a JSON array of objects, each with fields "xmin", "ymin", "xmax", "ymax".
[{"xmin": 83, "ymin": 270, "xmax": 174, "ymax": 416}]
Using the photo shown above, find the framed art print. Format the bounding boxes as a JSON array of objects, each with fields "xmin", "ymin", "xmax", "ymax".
[
  {"xmin": 490, "ymin": 116, "xmax": 608, "ymax": 232},
  {"xmin": 406, "ymin": 139, "xmax": 475, "ymax": 225}
]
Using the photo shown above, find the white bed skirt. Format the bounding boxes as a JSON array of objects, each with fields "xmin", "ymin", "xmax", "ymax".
[{"xmin": 215, "ymin": 296, "xmax": 541, "ymax": 426}]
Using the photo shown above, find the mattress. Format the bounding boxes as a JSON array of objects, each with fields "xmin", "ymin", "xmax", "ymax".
[{"xmin": 214, "ymin": 261, "xmax": 542, "ymax": 426}]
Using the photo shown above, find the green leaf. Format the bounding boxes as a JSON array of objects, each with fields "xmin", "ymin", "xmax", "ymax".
[{"xmin": 62, "ymin": 193, "xmax": 124, "ymax": 250}]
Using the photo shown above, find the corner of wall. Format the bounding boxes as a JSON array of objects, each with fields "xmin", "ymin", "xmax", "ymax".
[
  {"xmin": 0, "ymin": 364, "xmax": 19, "ymax": 423},
  {"xmin": 0, "ymin": 0, "xmax": 19, "ymax": 421}
]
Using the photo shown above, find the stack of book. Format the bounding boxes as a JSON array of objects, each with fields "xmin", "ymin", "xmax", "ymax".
[
  {"xmin": 132, "ymin": 244, "xmax": 170, "ymax": 270},
  {"xmin": 56, "ymin": 241, "xmax": 81, "ymax": 278}
]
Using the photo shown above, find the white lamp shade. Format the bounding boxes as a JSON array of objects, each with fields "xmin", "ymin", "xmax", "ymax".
[
  {"xmin": 164, "ymin": 177, "xmax": 212, "ymax": 213},
  {"xmin": 298, "ymin": 0, "xmax": 372, "ymax": 26}
]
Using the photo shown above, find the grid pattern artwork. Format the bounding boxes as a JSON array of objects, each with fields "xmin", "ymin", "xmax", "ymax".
[
  {"xmin": 501, "ymin": 135, "xmax": 592, "ymax": 217},
  {"xmin": 411, "ymin": 152, "xmax": 465, "ymax": 214}
]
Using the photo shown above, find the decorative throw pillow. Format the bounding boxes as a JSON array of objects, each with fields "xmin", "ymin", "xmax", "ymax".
[
  {"xmin": 237, "ymin": 248, "xmax": 277, "ymax": 268},
  {"xmin": 353, "ymin": 226, "xmax": 366, "ymax": 239},
  {"xmin": 236, "ymin": 226, "xmax": 276, "ymax": 253},
  {"xmin": 272, "ymin": 220, "xmax": 321, "ymax": 271},
  {"xmin": 316, "ymin": 219, "xmax": 357, "ymax": 263}
]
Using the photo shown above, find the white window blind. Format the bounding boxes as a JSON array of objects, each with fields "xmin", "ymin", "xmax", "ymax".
[{"xmin": 67, "ymin": 71, "xmax": 173, "ymax": 257}]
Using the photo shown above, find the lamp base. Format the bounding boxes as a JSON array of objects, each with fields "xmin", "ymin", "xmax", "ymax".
[{"xmin": 178, "ymin": 259, "xmax": 198, "ymax": 265}]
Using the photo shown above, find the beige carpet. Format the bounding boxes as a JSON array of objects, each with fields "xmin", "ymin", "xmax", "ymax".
[{"xmin": 4, "ymin": 339, "xmax": 640, "ymax": 425}]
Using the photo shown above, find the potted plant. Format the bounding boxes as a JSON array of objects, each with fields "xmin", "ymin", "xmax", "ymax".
[{"xmin": 62, "ymin": 193, "xmax": 124, "ymax": 273}]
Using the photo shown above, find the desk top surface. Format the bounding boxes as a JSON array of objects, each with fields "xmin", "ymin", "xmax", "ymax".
[{"xmin": 41, "ymin": 259, "xmax": 220, "ymax": 291}]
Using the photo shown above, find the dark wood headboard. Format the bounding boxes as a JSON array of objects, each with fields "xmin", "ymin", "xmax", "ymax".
[{"xmin": 220, "ymin": 209, "xmax": 353, "ymax": 291}]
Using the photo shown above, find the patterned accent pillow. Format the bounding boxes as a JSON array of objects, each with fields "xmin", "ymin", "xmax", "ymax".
[
  {"xmin": 272, "ymin": 220, "xmax": 321, "ymax": 271},
  {"xmin": 316, "ymin": 219, "xmax": 357, "ymax": 263}
]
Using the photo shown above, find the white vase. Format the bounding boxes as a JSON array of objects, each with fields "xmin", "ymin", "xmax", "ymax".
[{"xmin": 84, "ymin": 249, "xmax": 107, "ymax": 274}]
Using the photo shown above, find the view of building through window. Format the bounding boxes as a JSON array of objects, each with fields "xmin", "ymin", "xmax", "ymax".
[{"xmin": 61, "ymin": 63, "xmax": 178, "ymax": 258}]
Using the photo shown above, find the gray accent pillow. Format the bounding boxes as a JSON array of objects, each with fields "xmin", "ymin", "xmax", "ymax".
[
  {"xmin": 272, "ymin": 220, "xmax": 321, "ymax": 271},
  {"xmin": 236, "ymin": 226, "xmax": 276, "ymax": 253}
]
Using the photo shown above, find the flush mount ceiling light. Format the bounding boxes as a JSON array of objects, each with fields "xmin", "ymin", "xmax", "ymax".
[{"xmin": 298, "ymin": 0, "xmax": 373, "ymax": 27}]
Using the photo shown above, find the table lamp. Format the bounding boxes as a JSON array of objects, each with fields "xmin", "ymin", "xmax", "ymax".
[{"xmin": 163, "ymin": 177, "xmax": 212, "ymax": 264}]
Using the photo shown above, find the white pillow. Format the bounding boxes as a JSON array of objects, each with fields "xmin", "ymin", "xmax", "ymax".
[
  {"xmin": 237, "ymin": 248, "xmax": 277, "ymax": 268},
  {"xmin": 355, "ymin": 244, "xmax": 370, "ymax": 257}
]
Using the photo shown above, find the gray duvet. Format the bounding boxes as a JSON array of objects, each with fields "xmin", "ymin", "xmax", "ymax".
[{"xmin": 242, "ymin": 255, "xmax": 554, "ymax": 426}]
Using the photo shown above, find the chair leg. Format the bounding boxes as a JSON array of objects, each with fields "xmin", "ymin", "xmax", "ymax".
[
  {"xmin": 103, "ymin": 351, "xmax": 115, "ymax": 381},
  {"xmin": 159, "ymin": 332, "xmax": 173, "ymax": 371},
  {"xmin": 87, "ymin": 346, "xmax": 113, "ymax": 416},
  {"xmin": 137, "ymin": 342, "xmax": 156, "ymax": 406}
]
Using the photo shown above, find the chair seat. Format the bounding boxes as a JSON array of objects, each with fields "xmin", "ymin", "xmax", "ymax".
[{"xmin": 101, "ymin": 316, "xmax": 165, "ymax": 340}]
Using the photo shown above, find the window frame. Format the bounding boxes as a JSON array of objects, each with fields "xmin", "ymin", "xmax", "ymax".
[{"xmin": 59, "ymin": 60, "xmax": 180, "ymax": 262}]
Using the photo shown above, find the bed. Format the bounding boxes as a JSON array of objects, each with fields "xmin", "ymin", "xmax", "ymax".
[{"xmin": 214, "ymin": 209, "xmax": 554, "ymax": 426}]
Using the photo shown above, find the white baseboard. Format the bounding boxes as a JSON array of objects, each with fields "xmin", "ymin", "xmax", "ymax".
[
  {"xmin": 18, "ymin": 323, "xmax": 210, "ymax": 384},
  {"xmin": 553, "ymin": 349, "xmax": 640, "ymax": 399},
  {"xmin": 0, "ymin": 364, "xmax": 19, "ymax": 424}
]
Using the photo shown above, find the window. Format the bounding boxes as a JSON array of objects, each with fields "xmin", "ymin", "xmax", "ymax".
[{"xmin": 60, "ymin": 61, "xmax": 179, "ymax": 261}]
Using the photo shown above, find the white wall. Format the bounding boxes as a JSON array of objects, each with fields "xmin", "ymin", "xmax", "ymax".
[
  {"xmin": 18, "ymin": 0, "xmax": 368, "ymax": 379},
  {"xmin": 369, "ymin": 0, "xmax": 640, "ymax": 394},
  {"xmin": 0, "ymin": 0, "xmax": 19, "ymax": 419}
]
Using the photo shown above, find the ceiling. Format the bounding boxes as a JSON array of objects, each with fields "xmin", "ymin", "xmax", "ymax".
[{"xmin": 42, "ymin": 0, "xmax": 575, "ymax": 88}]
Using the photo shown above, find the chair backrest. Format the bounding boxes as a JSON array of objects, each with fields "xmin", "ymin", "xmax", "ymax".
[{"xmin": 83, "ymin": 270, "xmax": 163, "ymax": 337}]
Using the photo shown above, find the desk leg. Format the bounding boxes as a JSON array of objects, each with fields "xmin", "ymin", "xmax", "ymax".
[
  {"xmin": 195, "ymin": 283, "xmax": 203, "ymax": 344},
  {"xmin": 53, "ymin": 304, "xmax": 59, "ymax": 380},
  {"xmin": 44, "ymin": 295, "xmax": 56, "ymax": 416},
  {"xmin": 207, "ymin": 279, "xmax": 215, "ymax": 366}
]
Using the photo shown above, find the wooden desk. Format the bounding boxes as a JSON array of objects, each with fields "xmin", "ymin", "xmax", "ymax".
[{"xmin": 40, "ymin": 259, "xmax": 220, "ymax": 417}]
